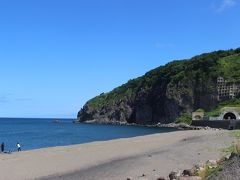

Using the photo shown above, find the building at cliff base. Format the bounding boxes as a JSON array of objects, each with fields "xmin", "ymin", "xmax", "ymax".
[
  {"xmin": 192, "ymin": 107, "xmax": 240, "ymax": 129},
  {"xmin": 192, "ymin": 77, "xmax": 240, "ymax": 129}
]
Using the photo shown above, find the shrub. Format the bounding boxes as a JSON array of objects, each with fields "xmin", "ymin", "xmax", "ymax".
[
  {"xmin": 195, "ymin": 108, "xmax": 205, "ymax": 112},
  {"xmin": 175, "ymin": 113, "xmax": 192, "ymax": 124}
]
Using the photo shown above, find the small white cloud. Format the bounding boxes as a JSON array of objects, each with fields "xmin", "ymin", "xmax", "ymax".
[{"xmin": 217, "ymin": 0, "xmax": 237, "ymax": 12}]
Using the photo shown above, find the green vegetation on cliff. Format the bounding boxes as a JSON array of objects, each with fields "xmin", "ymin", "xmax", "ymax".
[
  {"xmin": 175, "ymin": 113, "xmax": 192, "ymax": 124},
  {"xmin": 219, "ymin": 55, "xmax": 240, "ymax": 83},
  {"xmin": 87, "ymin": 48, "xmax": 240, "ymax": 108},
  {"xmin": 79, "ymin": 48, "xmax": 240, "ymax": 124},
  {"xmin": 205, "ymin": 98, "xmax": 240, "ymax": 117}
]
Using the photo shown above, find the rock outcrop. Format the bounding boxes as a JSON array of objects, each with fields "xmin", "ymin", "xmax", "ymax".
[{"xmin": 77, "ymin": 49, "xmax": 240, "ymax": 125}]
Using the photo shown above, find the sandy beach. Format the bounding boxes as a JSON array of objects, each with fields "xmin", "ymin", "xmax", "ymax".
[{"xmin": 0, "ymin": 130, "xmax": 233, "ymax": 180}]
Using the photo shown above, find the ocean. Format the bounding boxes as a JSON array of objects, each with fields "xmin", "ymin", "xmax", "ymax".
[{"xmin": 0, "ymin": 118, "xmax": 175, "ymax": 151}]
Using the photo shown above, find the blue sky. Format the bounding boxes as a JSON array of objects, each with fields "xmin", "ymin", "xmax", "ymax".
[{"xmin": 0, "ymin": 0, "xmax": 239, "ymax": 118}]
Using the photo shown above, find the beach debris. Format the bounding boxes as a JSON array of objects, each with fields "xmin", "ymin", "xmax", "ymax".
[
  {"xmin": 156, "ymin": 177, "xmax": 166, "ymax": 180},
  {"xmin": 182, "ymin": 169, "xmax": 194, "ymax": 176},
  {"xmin": 168, "ymin": 168, "xmax": 202, "ymax": 180},
  {"xmin": 206, "ymin": 160, "xmax": 218, "ymax": 169},
  {"xmin": 127, "ymin": 177, "xmax": 133, "ymax": 180},
  {"xmin": 179, "ymin": 176, "xmax": 202, "ymax": 180},
  {"xmin": 138, "ymin": 174, "xmax": 148, "ymax": 180},
  {"xmin": 205, "ymin": 153, "xmax": 240, "ymax": 179},
  {"xmin": 223, "ymin": 153, "xmax": 231, "ymax": 161},
  {"xmin": 156, "ymin": 123, "xmax": 222, "ymax": 131},
  {"xmin": 169, "ymin": 171, "xmax": 181, "ymax": 180},
  {"xmin": 194, "ymin": 163, "xmax": 205, "ymax": 171}
]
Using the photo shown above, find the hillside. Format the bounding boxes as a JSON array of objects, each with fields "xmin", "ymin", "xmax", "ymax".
[{"xmin": 77, "ymin": 48, "xmax": 240, "ymax": 125}]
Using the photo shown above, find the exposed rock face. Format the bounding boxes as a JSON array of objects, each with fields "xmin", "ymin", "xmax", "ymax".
[
  {"xmin": 78, "ymin": 49, "xmax": 240, "ymax": 125},
  {"xmin": 78, "ymin": 97, "xmax": 135, "ymax": 123},
  {"xmin": 206, "ymin": 153, "xmax": 240, "ymax": 180}
]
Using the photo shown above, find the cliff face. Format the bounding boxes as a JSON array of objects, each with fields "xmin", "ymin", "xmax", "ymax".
[{"xmin": 78, "ymin": 49, "xmax": 240, "ymax": 125}]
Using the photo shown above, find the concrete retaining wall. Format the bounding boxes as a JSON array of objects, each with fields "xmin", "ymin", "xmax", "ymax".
[{"xmin": 191, "ymin": 120, "xmax": 231, "ymax": 129}]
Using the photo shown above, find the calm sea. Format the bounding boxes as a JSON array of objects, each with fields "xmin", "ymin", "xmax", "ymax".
[{"xmin": 0, "ymin": 118, "xmax": 175, "ymax": 151}]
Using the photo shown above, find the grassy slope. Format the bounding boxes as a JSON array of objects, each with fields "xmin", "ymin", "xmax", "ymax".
[
  {"xmin": 218, "ymin": 55, "xmax": 240, "ymax": 83},
  {"xmin": 205, "ymin": 99, "xmax": 240, "ymax": 117},
  {"xmin": 204, "ymin": 55, "xmax": 240, "ymax": 117}
]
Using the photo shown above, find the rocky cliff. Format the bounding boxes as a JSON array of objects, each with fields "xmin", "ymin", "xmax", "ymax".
[{"xmin": 78, "ymin": 49, "xmax": 240, "ymax": 125}]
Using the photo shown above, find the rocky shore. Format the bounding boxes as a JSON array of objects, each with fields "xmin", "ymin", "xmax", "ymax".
[
  {"xmin": 206, "ymin": 153, "xmax": 240, "ymax": 180},
  {"xmin": 156, "ymin": 152, "xmax": 240, "ymax": 180},
  {"xmin": 74, "ymin": 120, "xmax": 222, "ymax": 131}
]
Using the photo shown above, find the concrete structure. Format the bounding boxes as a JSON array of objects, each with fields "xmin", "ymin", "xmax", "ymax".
[
  {"xmin": 192, "ymin": 111, "xmax": 204, "ymax": 120},
  {"xmin": 191, "ymin": 76, "xmax": 240, "ymax": 129},
  {"xmin": 217, "ymin": 77, "xmax": 240, "ymax": 101},
  {"xmin": 192, "ymin": 107, "xmax": 240, "ymax": 129},
  {"xmin": 219, "ymin": 107, "xmax": 240, "ymax": 120}
]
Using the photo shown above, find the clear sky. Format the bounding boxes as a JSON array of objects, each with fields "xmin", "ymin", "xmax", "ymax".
[{"xmin": 0, "ymin": 0, "xmax": 239, "ymax": 118}]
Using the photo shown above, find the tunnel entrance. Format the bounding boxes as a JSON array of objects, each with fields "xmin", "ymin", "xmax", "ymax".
[
  {"xmin": 223, "ymin": 112, "xmax": 237, "ymax": 120},
  {"xmin": 194, "ymin": 115, "xmax": 202, "ymax": 120}
]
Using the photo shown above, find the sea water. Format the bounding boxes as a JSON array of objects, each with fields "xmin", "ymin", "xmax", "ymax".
[{"xmin": 0, "ymin": 118, "xmax": 175, "ymax": 151}]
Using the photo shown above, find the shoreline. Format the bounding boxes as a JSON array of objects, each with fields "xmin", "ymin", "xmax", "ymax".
[
  {"xmin": 75, "ymin": 120, "xmax": 220, "ymax": 131},
  {"xmin": 2, "ymin": 124, "xmax": 177, "ymax": 153},
  {"xmin": 0, "ymin": 130, "xmax": 233, "ymax": 180}
]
